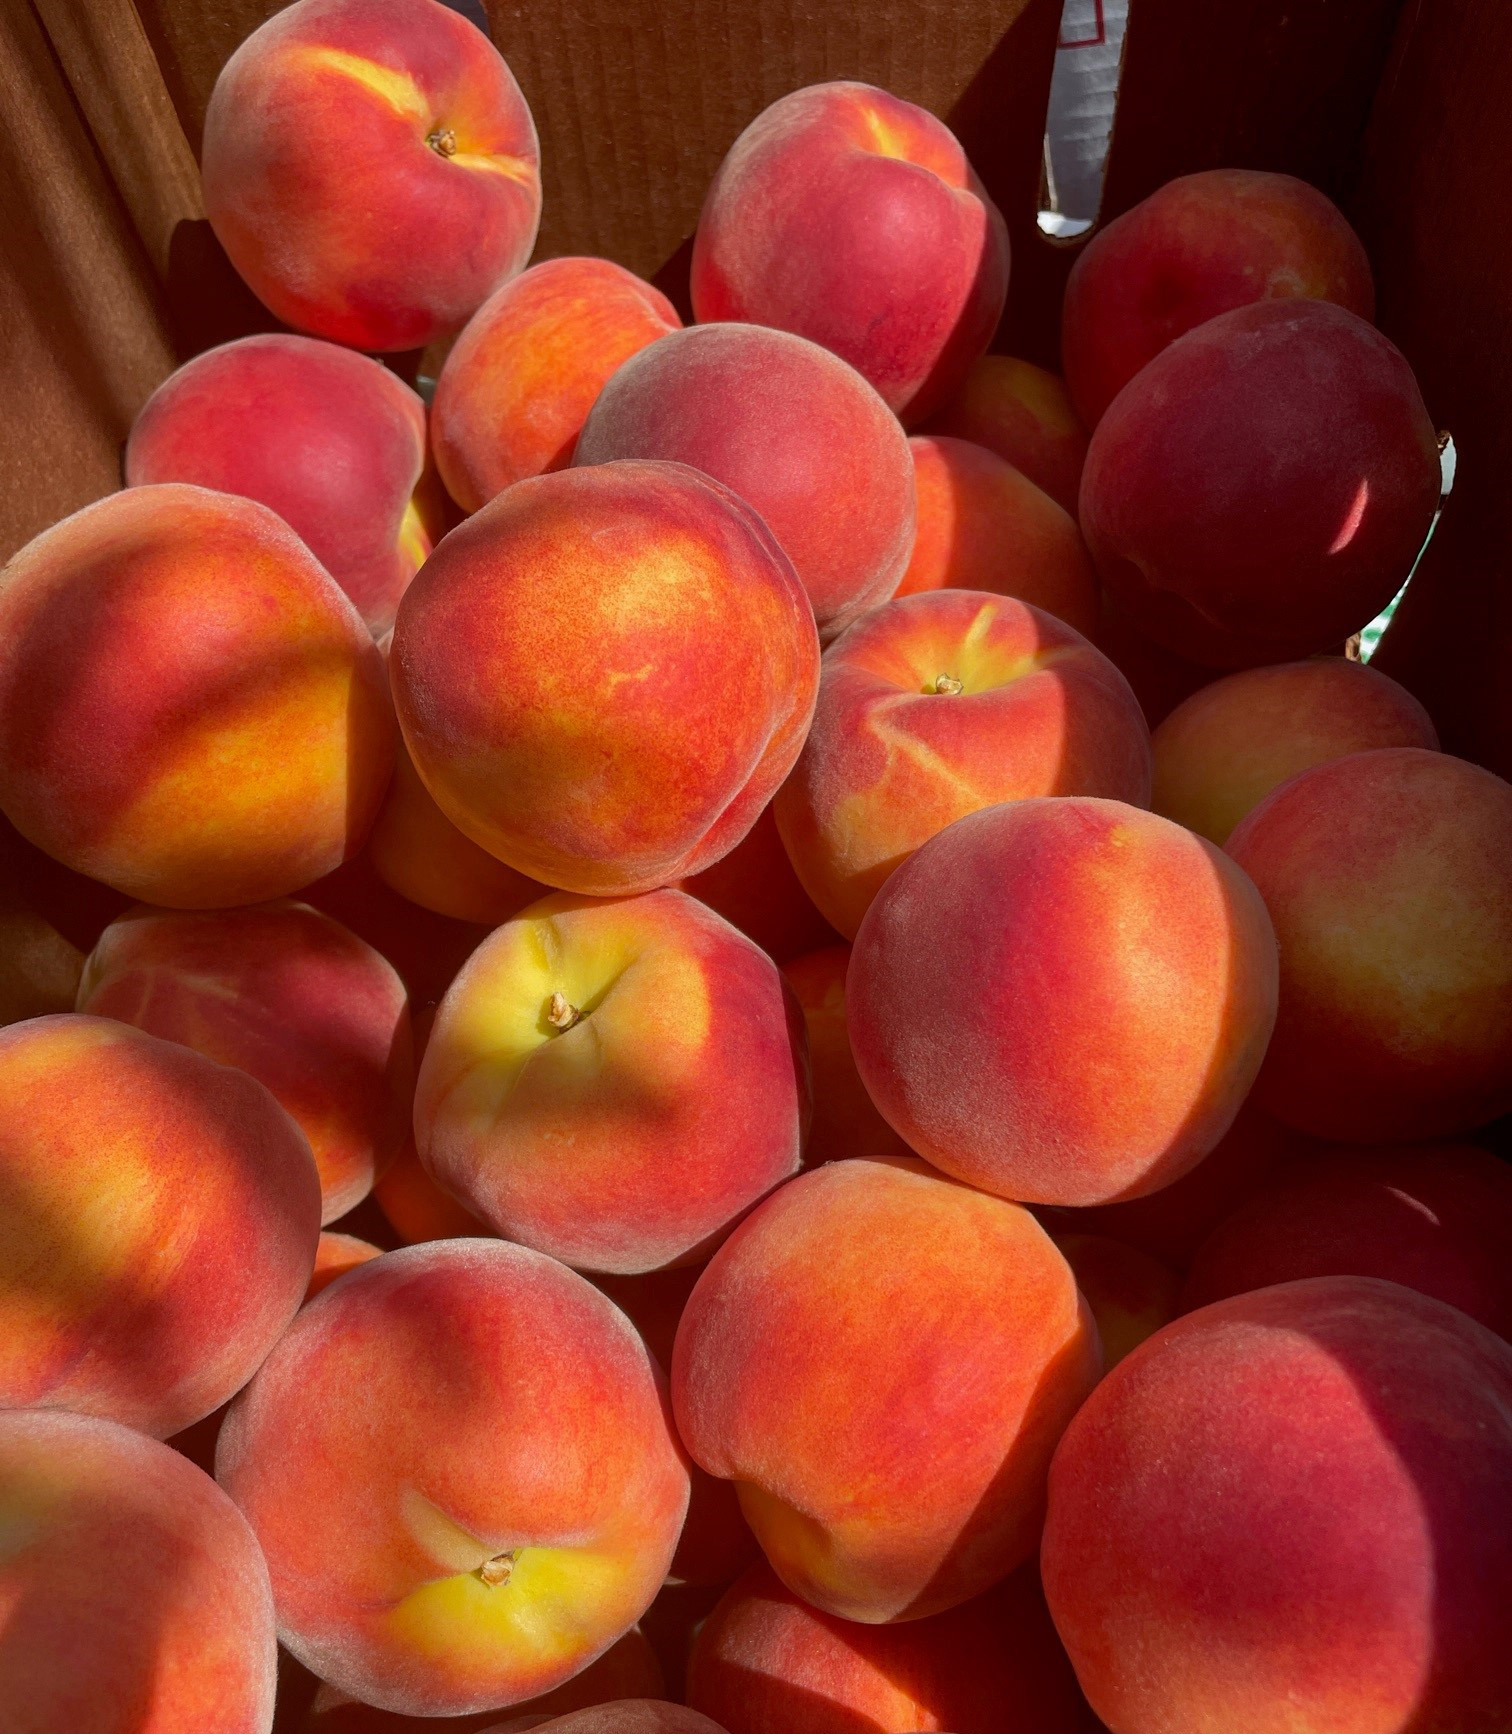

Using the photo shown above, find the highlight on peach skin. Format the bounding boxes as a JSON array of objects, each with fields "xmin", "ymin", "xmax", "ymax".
[{"xmin": 921, "ymin": 353, "xmax": 1089, "ymax": 514}]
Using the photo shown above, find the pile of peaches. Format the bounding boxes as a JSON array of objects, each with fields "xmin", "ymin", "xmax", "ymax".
[{"xmin": 3, "ymin": 0, "xmax": 1511, "ymax": 1730}]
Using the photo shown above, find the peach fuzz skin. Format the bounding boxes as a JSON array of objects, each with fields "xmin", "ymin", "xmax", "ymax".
[
  {"xmin": 0, "ymin": 1015, "xmax": 320, "ymax": 1438},
  {"xmin": 1152, "ymin": 657, "xmax": 1439, "ymax": 844},
  {"xmin": 1041, "ymin": 1278, "xmax": 1512, "ymax": 1734},
  {"xmin": 671, "ymin": 1157, "xmax": 1101, "ymax": 1624},
  {"xmin": 126, "ymin": 334, "xmax": 438, "ymax": 635},
  {"xmin": 848, "ymin": 800, "xmax": 1280, "ymax": 1207},
  {"xmin": 202, "ymin": 0, "xmax": 541, "ymax": 352},
  {"xmin": 415, "ymin": 888, "xmax": 809, "ymax": 1274},
  {"xmin": 775, "ymin": 590, "xmax": 1151, "ymax": 939},
  {"xmin": 216, "ymin": 1239, "xmax": 690, "ymax": 1717},
  {"xmin": 434, "ymin": 257, "xmax": 682, "ymax": 511},
  {"xmin": 921, "ymin": 354, "xmax": 1088, "ymax": 514},
  {"xmin": 1052, "ymin": 1234, "xmax": 1180, "ymax": 1370},
  {"xmin": 78, "ymin": 900, "xmax": 413, "ymax": 1224},
  {"xmin": 691, "ymin": 82, "xmax": 1009, "ymax": 423},
  {"xmin": 686, "ymin": 1561, "xmax": 1082, "ymax": 1734},
  {"xmin": 0, "ymin": 484, "xmax": 395, "ymax": 910},
  {"xmin": 1227, "ymin": 748, "xmax": 1512, "ymax": 1140},
  {"xmin": 0, "ymin": 1410, "xmax": 276, "ymax": 1734},
  {"xmin": 1062, "ymin": 168, "xmax": 1376, "ymax": 426},
  {"xmin": 574, "ymin": 322, "xmax": 916, "ymax": 638},
  {"xmin": 390, "ymin": 461, "xmax": 819, "ymax": 897},
  {"xmin": 896, "ymin": 436, "xmax": 1098, "ymax": 634}
]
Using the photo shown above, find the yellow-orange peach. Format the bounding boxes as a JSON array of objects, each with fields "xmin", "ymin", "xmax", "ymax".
[
  {"xmin": 775, "ymin": 592, "xmax": 1151, "ymax": 938},
  {"xmin": 672, "ymin": 1157, "xmax": 1100, "ymax": 1622},
  {"xmin": 0, "ymin": 485, "xmax": 394, "ymax": 908},
  {"xmin": 1052, "ymin": 1234, "xmax": 1179, "ymax": 1370},
  {"xmin": 415, "ymin": 889, "xmax": 808, "ymax": 1273},
  {"xmin": 680, "ymin": 805, "xmax": 838, "ymax": 965},
  {"xmin": 308, "ymin": 1232, "xmax": 384, "ymax": 1301},
  {"xmin": 0, "ymin": 1409, "xmax": 277, "ymax": 1734},
  {"xmin": 434, "ymin": 258, "xmax": 682, "ymax": 510},
  {"xmin": 921, "ymin": 354, "xmax": 1088, "ymax": 513},
  {"xmin": 390, "ymin": 461, "xmax": 818, "ymax": 896},
  {"xmin": 202, "ymin": 0, "xmax": 541, "ymax": 351},
  {"xmin": 217, "ymin": 1240, "xmax": 689, "ymax": 1715},
  {"xmin": 0, "ymin": 1014, "xmax": 320, "ymax": 1436}
]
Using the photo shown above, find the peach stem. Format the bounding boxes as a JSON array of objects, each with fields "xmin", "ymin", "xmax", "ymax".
[
  {"xmin": 932, "ymin": 673, "xmax": 964, "ymax": 695},
  {"xmin": 547, "ymin": 992, "xmax": 583, "ymax": 1032},
  {"xmin": 427, "ymin": 127, "xmax": 459, "ymax": 157},
  {"xmin": 477, "ymin": 1551, "xmax": 515, "ymax": 1587}
]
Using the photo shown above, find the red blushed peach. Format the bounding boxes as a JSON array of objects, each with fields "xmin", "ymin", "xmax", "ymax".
[
  {"xmin": 1227, "ymin": 748, "xmax": 1512, "ymax": 1140},
  {"xmin": 0, "ymin": 1015, "xmax": 320, "ymax": 1436},
  {"xmin": 574, "ymin": 323, "xmax": 915, "ymax": 638},
  {"xmin": 686, "ymin": 1562, "xmax": 1082, "ymax": 1734},
  {"xmin": 780, "ymin": 946, "xmax": 908, "ymax": 1166},
  {"xmin": 126, "ymin": 334, "xmax": 436, "ymax": 635},
  {"xmin": 0, "ymin": 1410, "xmax": 276, "ymax": 1734},
  {"xmin": 895, "ymin": 436, "xmax": 1098, "ymax": 634},
  {"xmin": 849, "ymin": 801, "xmax": 1279, "ymax": 1207},
  {"xmin": 78, "ymin": 900, "xmax": 412, "ymax": 1223},
  {"xmin": 390, "ymin": 461, "xmax": 818, "ymax": 897},
  {"xmin": 217, "ymin": 1240, "xmax": 689, "ymax": 1716},
  {"xmin": 1042, "ymin": 1278, "xmax": 1512, "ymax": 1732},
  {"xmin": 1062, "ymin": 169, "xmax": 1375, "ymax": 427},
  {"xmin": 202, "ymin": 0, "xmax": 541, "ymax": 352},
  {"xmin": 415, "ymin": 889, "xmax": 808, "ymax": 1274},
  {"xmin": 775, "ymin": 592, "xmax": 1151, "ymax": 939},
  {"xmin": 1081, "ymin": 300, "xmax": 1441, "ymax": 669},
  {"xmin": 1052, "ymin": 1235, "xmax": 1180, "ymax": 1370},
  {"xmin": 0, "ymin": 485, "xmax": 394, "ymax": 909},
  {"xmin": 1153, "ymin": 657, "xmax": 1440, "ymax": 843},
  {"xmin": 680, "ymin": 804, "xmax": 838, "ymax": 965},
  {"xmin": 672, "ymin": 1157, "xmax": 1101, "ymax": 1623},
  {"xmin": 308, "ymin": 1231, "xmax": 384, "ymax": 1300},
  {"xmin": 434, "ymin": 258, "xmax": 682, "ymax": 511},
  {"xmin": 691, "ymin": 82, "xmax": 1008, "ymax": 423},
  {"xmin": 921, "ymin": 354, "xmax": 1088, "ymax": 514}
]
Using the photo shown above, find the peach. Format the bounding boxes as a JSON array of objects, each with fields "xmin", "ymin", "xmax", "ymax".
[
  {"xmin": 780, "ymin": 946, "xmax": 908, "ymax": 1166},
  {"xmin": 895, "ymin": 436, "xmax": 1098, "ymax": 633},
  {"xmin": 0, "ymin": 1014, "xmax": 320, "ymax": 1436},
  {"xmin": 1041, "ymin": 1278, "xmax": 1512, "ymax": 1732},
  {"xmin": 775, "ymin": 592, "xmax": 1151, "ymax": 938},
  {"xmin": 415, "ymin": 888, "xmax": 808, "ymax": 1273},
  {"xmin": 672, "ymin": 1157, "xmax": 1101, "ymax": 1622},
  {"xmin": 1153, "ymin": 657, "xmax": 1440, "ymax": 843},
  {"xmin": 920, "ymin": 354, "xmax": 1088, "ymax": 513},
  {"xmin": 376, "ymin": 1138, "xmax": 491, "ymax": 1243},
  {"xmin": 574, "ymin": 323, "xmax": 915, "ymax": 637},
  {"xmin": 680, "ymin": 804, "xmax": 838, "ymax": 965},
  {"xmin": 0, "ymin": 1409, "xmax": 276, "ymax": 1734},
  {"xmin": 309, "ymin": 1231, "xmax": 384, "ymax": 1300},
  {"xmin": 686, "ymin": 1562, "xmax": 1083, "ymax": 1734},
  {"xmin": 691, "ymin": 82, "xmax": 1009, "ymax": 422},
  {"xmin": 217, "ymin": 1240, "xmax": 689, "ymax": 1715},
  {"xmin": 1062, "ymin": 169, "xmax": 1375, "ymax": 427},
  {"xmin": 126, "ymin": 334, "xmax": 438, "ymax": 635},
  {"xmin": 1081, "ymin": 300, "xmax": 1441, "ymax": 668},
  {"xmin": 78, "ymin": 900, "xmax": 413, "ymax": 1223},
  {"xmin": 0, "ymin": 484, "xmax": 394, "ymax": 909},
  {"xmin": 434, "ymin": 258, "xmax": 682, "ymax": 511},
  {"xmin": 1227, "ymin": 747, "xmax": 1512, "ymax": 1139},
  {"xmin": 202, "ymin": 0, "xmax": 541, "ymax": 351},
  {"xmin": 499, "ymin": 1709, "xmax": 727, "ymax": 1734},
  {"xmin": 1052, "ymin": 1235, "xmax": 1180, "ymax": 1370},
  {"xmin": 848, "ymin": 800, "xmax": 1279, "ymax": 1206},
  {"xmin": 390, "ymin": 461, "xmax": 818, "ymax": 896}
]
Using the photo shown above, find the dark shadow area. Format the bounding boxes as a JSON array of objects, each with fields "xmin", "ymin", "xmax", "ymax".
[{"xmin": 164, "ymin": 216, "xmax": 286, "ymax": 359}]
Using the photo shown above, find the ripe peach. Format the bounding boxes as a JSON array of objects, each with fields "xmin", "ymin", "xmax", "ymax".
[
  {"xmin": 776, "ymin": 592, "xmax": 1151, "ymax": 938},
  {"xmin": 415, "ymin": 888, "xmax": 808, "ymax": 1273},
  {"xmin": 1227, "ymin": 747, "xmax": 1512, "ymax": 1139},
  {"xmin": 680, "ymin": 804, "xmax": 837, "ymax": 965},
  {"xmin": 1062, "ymin": 169, "xmax": 1375, "ymax": 427},
  {"xmin": 78, "ymin": 900, "xmax": 413, "ymax": 1223},
  {"xmin": 574, "ymin": 323, "xmax": 915, "ymax": 637},
  {"xmin": 0, "ymin": 1409, "xmax": 276, "ymax": 1734},
  {"xmin": 1042, "ymin": 1278, "xmax": 1512, "ymax": 1732},
  {"xmin": 434, "ymin": 258, "xmax": 681, "ymax": 510},
  {"xmin": 1081, "ymin": 300, "xmax": 1441, "ymax": 668},
  {"xmin": 0, "ymin": 485, "xmax": 394, "ymax": 909},
  {"xmin": 0, "ymin": 1014, "xmax": 320, "ymax": 1436},
  {"xmin": 848, "ymin": 800, "xmax": 1279, "ymax": 1206},
  {"xmin": 1153, "ymin": 657, "xmax": 1439, "ymax": 843},
  {"xmin": 217, "ymin": 1239, "xmax": 690, "ymax": 1715},
  {"xmin": 390, "ymin": 461, "xmax": 818, "ymax": 896},
  {"xmin": 126, "ymin": 334, "xmax": 437, "ymax": 635},
  {"xmin": 1052, "ymin": 1235, "xmax": 1180, "ymax": 1370},
  {"xmin": 308, "ymin": 1232, "xmax": 384, "ymax": 1300},
  {"xmin": 202, "ymin": 0, "xmax": 541, "ymax": 351},
  {"xmin": 920, "ymin": 354, "xmax": 1088, "ymax": 513},
  {"xmin": 672, "ymin": 1157, "xmax": 1101, "ymax": 1622},
  {"xmin": 691, "ymin": 82, "xmax": 1008, "ymax": 422}
]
